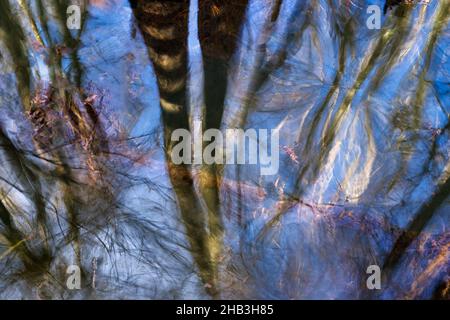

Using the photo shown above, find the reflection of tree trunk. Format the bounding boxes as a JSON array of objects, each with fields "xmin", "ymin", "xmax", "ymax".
[
  {"xmin": 131, "ymin": 0, "xmax": 250, "ymax": 295},
  {"xmin": 197, "ymin": 0, "xmax": 249, "ymax": 286},
  {"xmin": 131, "ymin": 0, "xmax": 220, "ymax": 296}
]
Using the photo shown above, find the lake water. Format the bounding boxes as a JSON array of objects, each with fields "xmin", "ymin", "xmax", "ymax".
[{"xmin": 0, "ymin": 0, "xmax": 448, "ymax": 299}]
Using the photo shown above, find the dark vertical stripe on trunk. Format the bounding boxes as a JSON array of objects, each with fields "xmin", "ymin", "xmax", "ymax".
[{"xmin": 132, "ymin": 0, "xmax": 190, "ymax": 143}]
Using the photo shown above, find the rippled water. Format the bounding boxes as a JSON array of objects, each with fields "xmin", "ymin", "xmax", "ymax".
[{"xmin": 0, "ymin": 0, "xmax": 448, "ymax": 299}]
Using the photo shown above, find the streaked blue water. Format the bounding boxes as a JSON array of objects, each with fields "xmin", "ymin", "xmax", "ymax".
[{"xmin": 0, "ymin": 0, "xmax": 448, "ymax": 299}]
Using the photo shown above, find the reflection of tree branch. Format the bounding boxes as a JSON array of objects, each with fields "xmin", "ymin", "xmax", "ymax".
[
  {"xmin": 0, "ymin": 0, "xmax": 31, "ymax": 108},
  {"xmin": 295, "ymin": 4, "xmax": 415, "ymax": 198},
  {"xmin": 18, "ymin": 0, "xmax": 45, "ymax": 47},
  {"xmin": 383, "ymin": 173, "xmax": 450, "ymax": 270},
  {"xmin": 132, "ymin": 0, "xmax": 222, "ymax": 296},
  {"xmin": 0, "ymin": 128, "xmax": 52, "ymax": 279},
  {"xmin": 381, "ymin": 4, "xmax": 448, "ymax": 255},
  {"xmin": 384, "ymin": 2, "xmax": 447, "ymax": 194}
]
